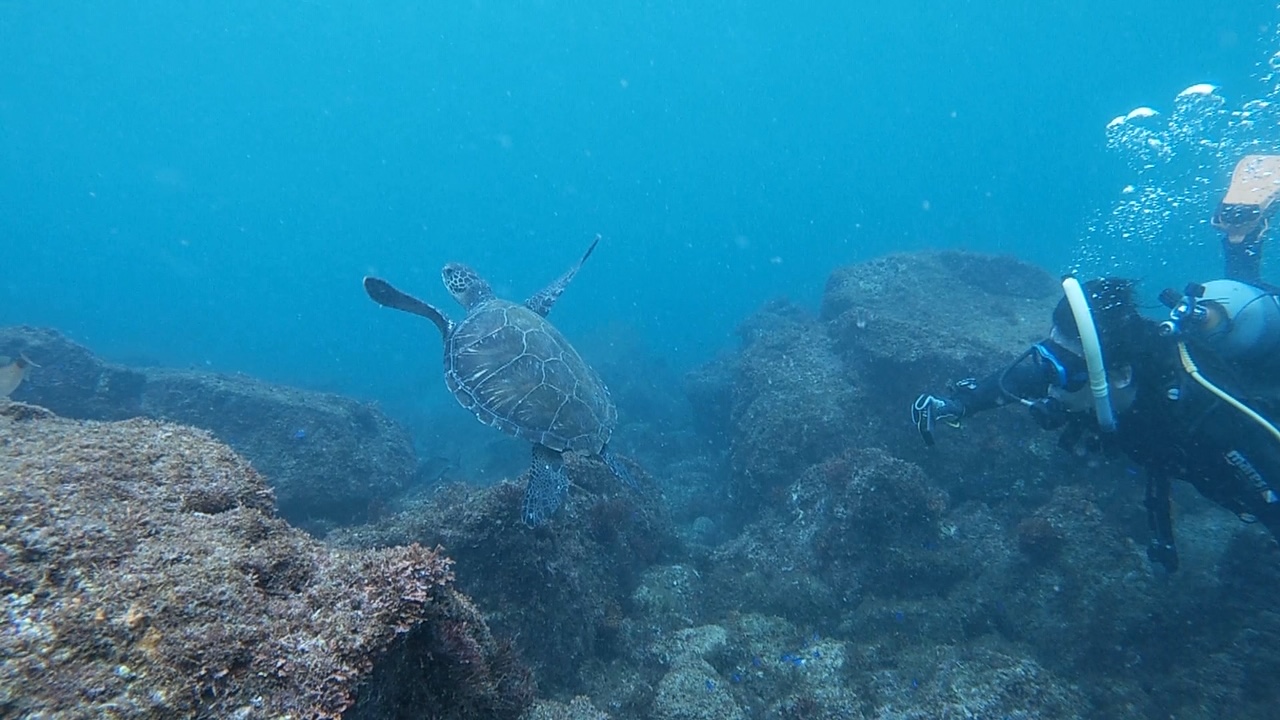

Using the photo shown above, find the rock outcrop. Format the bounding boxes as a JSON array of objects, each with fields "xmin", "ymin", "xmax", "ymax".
[
  {"xmin": 0, "ymin": 400, "xmax": 531, "ymax": 719},
  {"xmin": 0, "ymin": 326, "xmax": 416, "ymax": 527}
]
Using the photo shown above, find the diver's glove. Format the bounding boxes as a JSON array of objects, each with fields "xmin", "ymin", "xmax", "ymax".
[{"xmin": 912, "ymin": 394, "xmax": 965, "ymax": 447}]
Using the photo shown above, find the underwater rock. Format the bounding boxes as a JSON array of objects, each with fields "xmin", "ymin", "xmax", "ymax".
[
  {"xmin": 652, "ymin": 658, "xmax": 746, "ymax": 720},
  {"xmin": 653, "ymin": 624, "xmax": 730, "ymax": 667},
  {"xmin": 0, "ymin": 325, "xmax": 146, "ymax": 419},
  {"xmin": 972, "ymin": 484, "xmax": 1158, "ymax": 668},
  {"xmin": 141, "ymin": 369, "xmax": 416, "ymax": 530},
  {"xmin": 520, "ymin": 696, "xmax": 612, "ymax": 720},
  {"xmin": 819, "ymin": 250, "xmax": 1059, "ymax": 408},
  {"xmin": 683, "ymin": 353, "xmax": 735, "ymax": 443},
  {"xmin": 819, "ymin": 251, "xmax": 1088, "ymax": 510},
  {"xmin": 717, "ymin": 298, "xmax": 862, "ymax": 520},
  {"xmin": 857, "ymin": 639, "xmax": 1087, "ymax": 719},
  {"xmin": 628, "ymin": 564, "xmax": 706, "ymax": 640},
  {"xmin": 330, "ymin": 448, "xmax": 680, "ymax": 696},
  {"xmin": 821, "ymin": 250, "xmax": 1060, "ymax": 376},
  {"xmin": 683, "ymin": 250, "xmax": 1082, "ymax": 521},
  {"xmin": 683, "ymin": 255, "xmax": 1055, "ymax": 524},
  {"xmin": 0, "ymin": 326, "xmax": 416, "ymax": 528},
  {"xmin": 707, "ymin": 448, "xmax": 968, "ymax": 623},
  {"xmin": 628, "ymin": 610, "xmax": 1086, "ymax": 720},
  {"xmin": 0, "ymin": 400, "xmax": 531, "ymax": 719}
]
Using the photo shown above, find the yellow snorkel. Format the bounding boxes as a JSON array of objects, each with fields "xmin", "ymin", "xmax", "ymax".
[{"xmin": 1061, "ymin": 276, "xmax": 1117, "ymax": 432}]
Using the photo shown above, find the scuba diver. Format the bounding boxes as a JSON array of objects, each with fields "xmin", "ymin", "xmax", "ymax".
[{"xmin": 912, "ymin": 155, "xmax": 1280, "ymax": 573}]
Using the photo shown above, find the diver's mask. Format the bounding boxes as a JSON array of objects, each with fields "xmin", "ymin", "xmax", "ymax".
[
  {"xmin": 1032, "ymin": 339, "xmax": 1089, "ymax": 393},
  {"xmin": 1000, "ymin": 330, "xmax": 1092, "ymax": 430}
]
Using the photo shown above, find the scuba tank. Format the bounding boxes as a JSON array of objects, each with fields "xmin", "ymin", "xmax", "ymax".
[
  {"xmin": 1161, "ymin": 154, "xmax": 1280, "ymax": 372},
  {"xmin": 1159, "ymin": 279, "xmax": 1280, "ymax": 373}
]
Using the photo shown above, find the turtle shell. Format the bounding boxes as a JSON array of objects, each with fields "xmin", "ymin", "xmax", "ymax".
[{"xmin": 444, "ymin": 299, "xmax": 616, "ymax": 453}]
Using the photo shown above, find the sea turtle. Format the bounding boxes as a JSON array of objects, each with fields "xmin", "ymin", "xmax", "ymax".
[{"xmin": 364, "ymin": 235, "xmax": 633, "ymax": 525}]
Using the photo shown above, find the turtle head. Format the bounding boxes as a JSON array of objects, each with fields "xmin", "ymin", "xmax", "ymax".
[{"xmin": 442, "ymin": 263, "xmax": 494, "ymax": 309}]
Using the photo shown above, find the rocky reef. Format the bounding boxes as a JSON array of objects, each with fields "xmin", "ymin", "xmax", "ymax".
[
  {"xmin": 0, "ymin": 400, "xmax": 530, "ymax": 719},
  {"xmin": 662, "ymin": 251, "xmax": 1280, "ymax": 718},
  {"xmin": 331, "ymin": 449, "xmax": 680, "ymax": 697},
  {"xmin": 7, "ymin": 249, "xmax": 1280, "ymax": 719},
  {"xmin": 0, "ymin": 326, "xmax": 415, "ymax": 528}
]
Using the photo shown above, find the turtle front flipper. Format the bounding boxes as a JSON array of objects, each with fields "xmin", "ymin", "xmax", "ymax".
[
  {"xmin": 523, "ymin": 445, "xmax": 570, "ymax": 525},
  {"xmin": 525, "ymin": 234, "xmax": 600, "ymax": 317},
  {"xmin": 364, "ymin": 276, "xmax": 453, "ymax": 338}
]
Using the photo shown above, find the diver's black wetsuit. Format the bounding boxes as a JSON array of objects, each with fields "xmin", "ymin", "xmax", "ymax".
[{"xmin": 951, "ymin": 323, "xmax": 1280, "ymax": 569}]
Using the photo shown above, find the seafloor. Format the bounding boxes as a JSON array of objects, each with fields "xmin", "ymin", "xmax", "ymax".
[{"xmin": 4, "ymin": 250, "xmax": 1279, "ymax": 719}]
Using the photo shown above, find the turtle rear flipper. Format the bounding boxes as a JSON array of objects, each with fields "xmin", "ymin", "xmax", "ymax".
[
  {"xmin": 601, "ymin": 446, "xmax": 637, "ymax": 488},
  {"xmin": 523, "ymin": 445, "xmax": 570, "ymax": 526},
  {"xmin": 364, "ymin": 276, "xmax": 453, "ymax": 338},
  {"xmin": 526, "ymin": 234, "xmax": 600, "ymax": 317}
]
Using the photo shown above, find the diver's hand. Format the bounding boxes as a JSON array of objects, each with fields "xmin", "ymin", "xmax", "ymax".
[{"xmin": 912, "ymin": 394, "xmax": 964, "ymax": 447}]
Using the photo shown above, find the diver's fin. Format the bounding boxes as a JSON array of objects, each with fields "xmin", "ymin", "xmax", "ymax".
[{"xmin": 1214, "ymin": 155, "xmax": 1280, "ymax": 244}]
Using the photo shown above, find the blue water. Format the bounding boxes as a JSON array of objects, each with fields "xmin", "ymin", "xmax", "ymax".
[{"xmin": 1, "ymin": 1, "xmax": 1276, "ymax": 411}]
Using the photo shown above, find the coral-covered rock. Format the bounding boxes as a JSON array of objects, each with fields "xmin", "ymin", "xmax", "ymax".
[
  {"xmin": 979, "ymin": 484, "xmax": 1158, "ymax": 672},
  {"xmin": 0, "ymin": 400, "xmax": 530, "ymax": 719},
  {"xmin": 684, "ymin": 253, "xmax": 1064, "ymax": 526},
  {"xmin": 0, "ymin": 326, "xmax": 416, "ymax": 527},
  {"xmin": 706, "ymin": 448, "xmax": 969, "ymax": 623},
  {"xmin": 855, "ymin": 639, "xmax": 1087, "ymax": 719},
  {"xmin": 520, "ymin": 696, "xmax": 612, "ymax": 720},
  {"xmin": 331, "ymin": 450, "xmax": 680, "ymax": 695},
  {"xmin": 652, "ymin": 658, "xmax": 745, "ymax": 720},
  {"xmin": 815, "ymin": 252, "xmax": 1090, "ymax": 511},
  {"xmin": 721, "ymin": 299, "xmax": 863, "ymax": 520},
  {"xmin": 821, "ymin": 251, "xmax": 1059, "ymax": 379}
]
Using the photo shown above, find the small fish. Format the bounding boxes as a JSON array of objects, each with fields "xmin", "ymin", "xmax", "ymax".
[{"xmin": 0, "ymin": 353, "xmax": 37, "ymax": 398}]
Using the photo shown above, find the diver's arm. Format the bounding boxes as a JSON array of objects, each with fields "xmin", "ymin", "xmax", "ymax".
[
  {"xmin": 1215, "ymin": 155, "xmax": 1280, "ymax": 283},
  {"xmin": 951, "ymin": 359, "xmax": 1044, "ymax": 415},
  {"xmin": 1223, "ymin": 231, "xmax": 1264, "ymax": 284},
  {"xmin": 913, "ymin": 356, "xmax": 1043, "ymax": 446}
]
